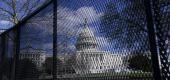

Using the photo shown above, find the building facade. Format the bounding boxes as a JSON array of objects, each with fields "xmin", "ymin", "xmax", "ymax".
[
  {"xmin": 74, "ymin": 19, "xmax": 124, "ymax": 74},
  {"xmin": 19, "ymin": 46, "xmax": 46, "ymax": 68}
]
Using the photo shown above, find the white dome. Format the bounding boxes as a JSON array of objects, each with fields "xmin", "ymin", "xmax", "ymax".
[
  {"xmin": 79, "ymin": 26, "xmax": 94, "ymax": 37},
  {"xmin": 76, "ymin": 19, "xmax": 98, "ymax": 50}
]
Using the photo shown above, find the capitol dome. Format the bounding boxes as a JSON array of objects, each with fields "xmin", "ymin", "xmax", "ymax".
[
  {"xmin": 74, "ymin": 19, "xmax": 124, "ymax": 74},
  {"xmin": 79, "ymin": 25, "xmax": 95, "ymax": 37},
  {"xmin": 76, "ymin": 19, "xmax": 97, "ymax": 50}
]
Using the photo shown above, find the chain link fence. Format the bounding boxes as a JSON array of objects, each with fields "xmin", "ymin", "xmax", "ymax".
[{"xmin": 0, "ymin": 0, "xmax": 169, "ymax": 80}]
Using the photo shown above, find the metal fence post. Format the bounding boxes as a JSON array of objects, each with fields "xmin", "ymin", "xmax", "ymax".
[
  {"xmin": 13, "ymin": 27, "xmax": 20, "ymax": 80},
  {"xmin": 53, "ymin": 0, "xmax": 57, "ymax": 79},
  {"xmin": 0, "ymin": 35, "xmax": 6, "ymax": 80},
  {"xmin": 144, "ymin": 0, "xmax": 162, "ymax": 80}
]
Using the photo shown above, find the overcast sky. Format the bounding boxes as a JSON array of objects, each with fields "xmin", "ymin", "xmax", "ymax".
[{"xmin": 57, "ymin": 0, "xmax": 124, "ymax": 55}]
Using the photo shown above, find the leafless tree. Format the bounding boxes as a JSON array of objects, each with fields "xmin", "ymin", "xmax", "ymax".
[{"xmin": 0, "ymin": 0, "xmax": 47, "ymax": 24}]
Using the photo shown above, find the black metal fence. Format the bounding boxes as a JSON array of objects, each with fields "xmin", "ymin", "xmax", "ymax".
[
  {"xmin": 0, "ymin": 0, "xmax": 54, "ymax": 80},
  {"xmin": 0, "ymin": 0, "xmax": 170, "ymax": 80}
]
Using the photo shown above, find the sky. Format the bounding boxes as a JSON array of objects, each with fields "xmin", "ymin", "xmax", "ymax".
[
  {"xmin": 57, "ymin": 0, "xmax": 170, "ymax": 56},
  {"xmin": 57, "ymin": 0, "xmax": 106, "ymax": 53},
  {"xmin": 0, "ymin": 0, "xmax": 135, "ymax": 56},
  {"xmin": 0, "ymin": 2, "xmax": 53, "ymax": 57},
  {"xmin": 0, "ymin": 20, "xmax": 13, "ymax": 29},
  {"xmin": 0, "ymin": 0, "xmax": 47, "ymax": 33},
  {"xmin": 0, "ymin": 0, "xmax": 169, "ymax": 58},
  {"xmin": 57, "ymin": 0, "xmax": 133, "ymax": 55},
  {"xmin": 19, "ymin": 4, "xmax": 53, "ymax": 55}
]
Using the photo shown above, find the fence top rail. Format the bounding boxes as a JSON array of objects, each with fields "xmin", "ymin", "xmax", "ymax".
[{"xmin": 0, "ymin": 0, "xmax": 53, "ymax": 37}]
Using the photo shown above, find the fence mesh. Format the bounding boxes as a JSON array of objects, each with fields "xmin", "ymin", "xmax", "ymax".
[
  {"xmin": 57, "ymin": 0, "xmax": 154, "ymax": 80},
  {"xmin": 0, "ymin": 29, "xmax": 17, "ymax": 80},
  {"xmin": 0, "ymin": 0, "xmax": 170, "ymax": 80},
  {"xmin": 152, "ymin": 0, "xmax": 170, "ymax": 79},
  {"xmin": 15, "ymin": 3, "xmax": 53, "ymax": 80}
]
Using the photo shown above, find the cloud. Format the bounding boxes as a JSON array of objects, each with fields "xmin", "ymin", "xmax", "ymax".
[
  {"xmin": 57, "ymin": 6, "xmax": 102, "ymax": 36},
  {"xmin": 76, "ymin": 7, "xmax": 102, "ymax": 23},
  {"xmin": 96, "ymin": 36, "xmax": 111, "ymax": 50},
  {"xmin": 57, "ymin": 6, "xmax": 103, "ymax": 55},
  {"xmin": 0, "ymin": 20, "xmax": 13, "ymax": 29},
  {"xmin": 44, "ymin": 43, "xmax": 53, "ymax": 50},
  {"xmin": 0, "ymin": 20, "xmax": 10, "ymax": 24}
]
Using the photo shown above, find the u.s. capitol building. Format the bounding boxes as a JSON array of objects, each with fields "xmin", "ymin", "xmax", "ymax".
[
  {"xmin": 74, "ymin": 19, "xmax": 124, "ymax": 74},
  {"xmin": 19, "ymin": 46, "xmax": 46, "ymax": 68}
]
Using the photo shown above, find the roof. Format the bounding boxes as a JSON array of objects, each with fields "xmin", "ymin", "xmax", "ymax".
[{"xmin": 20, "ymin": 46, "xmax": 46, "ymax": 53}]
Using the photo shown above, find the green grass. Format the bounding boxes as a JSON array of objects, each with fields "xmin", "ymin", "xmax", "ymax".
[
  {"xmin": 79, "ymin": 72, "xmax": 152, "ymax": 77},
  {"xmin": 57, "ymin": 71, "xmax": 153, "ymax": 78}
]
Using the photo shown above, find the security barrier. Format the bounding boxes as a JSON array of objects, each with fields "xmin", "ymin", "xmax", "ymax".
[{"xmin": 0, "ymin": 0, "xmax": 170, "ymax": 80}]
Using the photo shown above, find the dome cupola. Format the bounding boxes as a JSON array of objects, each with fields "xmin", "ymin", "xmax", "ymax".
[
  {"xmin": 76, "ymin": 18, "xmax": 97, "ymax": 51},
  {"xmin": 76, "ymin": 19, "xmax": 97, "ymax": 50}
]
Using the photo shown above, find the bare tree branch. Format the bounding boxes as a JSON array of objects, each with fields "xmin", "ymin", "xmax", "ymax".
[
  {"xmin": 0, "ymin": 7, "xmax": 13, "ymax": 16},
  {"xmin": 0, "ymin": 13, "xmax": 11, "ymax": 19},
  {"xmin": 1, "ymin": 0, "xmax": 13, "ymax": 8},
  {"xmin": 0, "ymin": 0, "xmax": 46, "ymax": 24}
]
